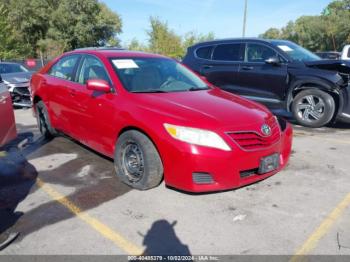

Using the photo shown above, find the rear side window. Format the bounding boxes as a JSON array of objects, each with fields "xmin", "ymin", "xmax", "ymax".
[
  {"xmin": 212, "ymin": 44, "xmax": 245, "ymax": 61},
  {"xmin": 48, "ymin": 55, "xmax": 80, "ymax": 81},
  {"xmin": 195, "ymin": 46, "xmax": 213, "ymax": 59}
]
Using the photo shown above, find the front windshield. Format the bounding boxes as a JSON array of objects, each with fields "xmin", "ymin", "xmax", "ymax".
[
  {"xmin": 110, "ymin": 57, "xmax": 209, "ymax": 93},
  {"xmin": 271, "ymin": 40, "xmax": 321, "ymax": 62},
  {"xmin": 0, "ymin": 63, "xmax": 28, "ymax": 74}
]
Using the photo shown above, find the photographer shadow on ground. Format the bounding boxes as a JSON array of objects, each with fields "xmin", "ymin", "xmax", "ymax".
[
  {"xmin": 0, "ymin": 132, "xmax": 47, "ymax": 251},
  {"xmin": 140, "ymin": 220, "xmax": 191, "ymax": 256}
]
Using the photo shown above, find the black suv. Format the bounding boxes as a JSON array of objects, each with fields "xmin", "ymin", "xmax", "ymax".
[{"xmin": 183, "ymin": 38, "xmax": 350, "ymax": 128}]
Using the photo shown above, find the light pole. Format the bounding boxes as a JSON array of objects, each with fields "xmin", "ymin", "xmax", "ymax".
[{"xmin": 242, "ymin": 0, "xmax": 248, "ymax": 37}]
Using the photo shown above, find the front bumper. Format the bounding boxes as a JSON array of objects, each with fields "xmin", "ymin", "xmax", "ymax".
[
  {"xmin": 162, "ymin": 123, "xmax": 293, "ymax": 193},
  {"xmin": 337, "ymin": 84, "xmax": 350, "ymax": 123},
  {"xmin": 7, "ymin": 83, "xmax": 32, "ymax": 107}
]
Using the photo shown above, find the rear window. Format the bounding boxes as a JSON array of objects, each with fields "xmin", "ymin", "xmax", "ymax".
[
  {"xmin": 195, "ymin": 46, "xmax": 213, "ymax": 59},
  {"xmin": 213, "ymin": 44, "xmax": 245, "ymax": 61}
]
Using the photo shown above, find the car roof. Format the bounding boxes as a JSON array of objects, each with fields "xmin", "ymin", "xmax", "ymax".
[
  {"xmin": 190, "ymin": 38, "xmax": 291, "ymax": 48},
  {"xmin": 0, "ymin": 62, "xmax": 22, "ymax": 65},
  {"xmin": 316, "ymin": 51, "xmax": 340, "ymax": 54},
  {"xmin": 65, "ymin": 49, "xmax": 168, "ymax": 59}
]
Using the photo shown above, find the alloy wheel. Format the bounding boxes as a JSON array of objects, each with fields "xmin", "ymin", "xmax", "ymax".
[{"xmin": 296, "ymin": 95, "xmax": 326, "ymax": 122}]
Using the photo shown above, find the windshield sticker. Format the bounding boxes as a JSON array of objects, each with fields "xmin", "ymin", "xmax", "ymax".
[
  {"xmin": 278, "ymin": 45, "xmax": 293, "ymax": 52},
  {"xmin": 112, "ymin": 59, "xmax": 139, "ymax": 69}
]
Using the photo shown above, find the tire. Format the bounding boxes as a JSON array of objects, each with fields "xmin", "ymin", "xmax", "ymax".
[
  {"xmin": 292, "ymin": 89, "xmax": 336, "ymax": 128},
  {"xmin": 114, "ymin": 130, "xmax": 163, "ymax": 190},
  {"xmin": 35, "ymin": 101, "xmax": 57, "ymax": 138}
]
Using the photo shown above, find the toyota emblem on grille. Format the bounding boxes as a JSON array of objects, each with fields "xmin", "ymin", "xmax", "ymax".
[{"xmin": 261, "ymin": 124, "xmax": 272, "ymax": 136}]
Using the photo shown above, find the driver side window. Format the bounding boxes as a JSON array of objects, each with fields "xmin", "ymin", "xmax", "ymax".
[
  {"xmin": 246, "ymin": 43, "xmax": 277, "ymax": 63},
  {"xmin": 78, "ymin": 56, "xmax": 109, "ymax": 85}
]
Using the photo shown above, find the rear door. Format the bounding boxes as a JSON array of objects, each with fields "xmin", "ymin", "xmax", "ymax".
[
  {"xmin": 238, "ymin": 42, "xmax": 288, "ymax": 105},
  {"xmin": 0, "ymin": 80, "xmax": 17, "ymax": 146},
  {"xmin": 200, "ymin": 43, "xmax": 245, "ymax": 92},
  {"xmin": 45, "ymin": 54, "xmax": 81, "ymax": 135}
]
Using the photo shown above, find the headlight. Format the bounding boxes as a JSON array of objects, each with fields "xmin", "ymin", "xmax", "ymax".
[{"xmin": 164, "ymin": 123, "xmax": 231, "ymax": 151}]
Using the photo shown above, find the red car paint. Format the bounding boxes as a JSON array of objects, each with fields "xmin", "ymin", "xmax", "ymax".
[
  {"xmin": 30, "ymin": 50, "xmax": 293, "ymax": 192},
  {"xmin": 0, "ymin": 82, "xmax": 17, "ymax": 147}
]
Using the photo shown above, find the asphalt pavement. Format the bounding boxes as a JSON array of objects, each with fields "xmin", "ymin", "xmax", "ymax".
[{"xmin": 0, "ymin": 108, "xmax": 350, "ymax": 256}]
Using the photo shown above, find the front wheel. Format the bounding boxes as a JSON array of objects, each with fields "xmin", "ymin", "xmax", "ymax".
[
  {"xmin": 292, "ymin": 89, "xmax": 336, "ymax": 128},
  {"xmin": 114, "ymin": 130, "xmax": 163, "ymax": 190}
]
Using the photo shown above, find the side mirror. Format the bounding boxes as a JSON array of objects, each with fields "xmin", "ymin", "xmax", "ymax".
[
  {"xmin": 265, "ymin": 56, "xmax": 280, "ymax": 65},
  {"xmin": 86, "ymin": 79, "xmax": 111, "ymax": 93}
]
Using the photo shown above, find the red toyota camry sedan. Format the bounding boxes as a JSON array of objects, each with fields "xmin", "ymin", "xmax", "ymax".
[{"xmin": 30, "ymin": 48, "xmax": 293, "ymax": 192}]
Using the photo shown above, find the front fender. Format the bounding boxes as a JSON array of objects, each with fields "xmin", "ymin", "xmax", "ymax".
[{"xmin": 285, "ymin": 76, "xmax": 339, "ymax": 111}]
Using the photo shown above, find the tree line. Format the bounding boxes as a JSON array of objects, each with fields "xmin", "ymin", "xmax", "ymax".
[
  {"xmin": 260, "ymin": 0, "xmax": 350, "ymax": 52},
  {"xmin": 3, "ymin": 0, "xmax": 347, "ymax": 60},
  {"xmin": 0, "ymin": 0, "xmax": 213, "ymax": 60},
  {"xmin": 126, "ymin": 17, "xmax": 214, "ymax": 59},
  {"xmin": 0, "ymin": 0, "xmax": 122, "ymax": 60}
]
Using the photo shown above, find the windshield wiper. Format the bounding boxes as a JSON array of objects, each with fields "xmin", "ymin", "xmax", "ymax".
[
  {"xmin": 188, "ymin": 86, "xmax": 210, "ymax": 91},
  {"xmin": 130, "ymin": 89, "xmax": 168, "ymax": 93}
]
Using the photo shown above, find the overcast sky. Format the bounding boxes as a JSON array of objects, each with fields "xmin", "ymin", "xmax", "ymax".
[{"xmin": 101, "ymin": 0, "xmax": 333, "ymax": 45}]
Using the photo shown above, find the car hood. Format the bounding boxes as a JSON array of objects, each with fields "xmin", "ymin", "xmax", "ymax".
[
  {"xmin": 1, "ymin": 72, "xmax": 32, "ymax": 84},
  {"xmin": 305, "ymin": 60, "xmax": 350, "ymax": 74},
  {"xmin": 133, "ymin": 88, "xmax": 273, "ymax": 130}
]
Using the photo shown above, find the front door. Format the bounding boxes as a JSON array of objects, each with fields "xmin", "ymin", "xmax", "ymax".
[
  {"xmin": 238, "ymin": 43, "xmax": 288, "ymax": 107},
  {"xmin": 70, "ymin": 55, "xmax": 117, "ymax": 154}
]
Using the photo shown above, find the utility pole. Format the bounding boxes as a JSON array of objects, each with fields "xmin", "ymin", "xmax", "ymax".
[{"xmin": 242, "ymin": 0, "xmax": 248, "ymax": 37}]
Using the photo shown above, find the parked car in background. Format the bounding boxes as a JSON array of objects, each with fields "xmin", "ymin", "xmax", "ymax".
[
  {"xmin": 341, "ymin": 45, "xmax": 350, "ymax": 60},
  {"xmin": 0, "ymin": 75, "xmax": 17, "ymax": 147},
  {"xmin": 183, "ymin": 38, "xmax": 350, "ymax": 128},
  {"xmin": 0, "ymin": 62, "xmax": 32, "ymax": 107},
  {"xmin": 30, "ymin": 48, "xmax": 292, "ymax": 192},
  {"xmin": 315, "ymin": 51, "xmax": 341, "ymax": 60}
]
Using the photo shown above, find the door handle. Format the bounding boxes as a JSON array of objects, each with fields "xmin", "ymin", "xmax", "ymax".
[
  {"xmin": 202, "ymin": 65, "xmax": 213, "ymax": 70},
  {"xmin": 241, "ymin": 66, "xmax": 254, "ymax": 71}
]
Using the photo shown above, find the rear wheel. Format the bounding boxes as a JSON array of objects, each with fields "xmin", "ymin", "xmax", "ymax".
[
  {"xmin": 292, "ymin": 89, "xmax": 335, "ymax": 128},
  {"xmin": 35, "ymin": 101, "xmax": 57, "ymax": 138},
  {"xmin": 114, "ymin": 130, "xmax": 163, "ymax": 190}
]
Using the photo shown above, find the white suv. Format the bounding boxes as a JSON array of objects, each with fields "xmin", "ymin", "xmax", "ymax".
[{"xmin": 341, "ymin": 45, "xmax": 350, "ymax": 60}]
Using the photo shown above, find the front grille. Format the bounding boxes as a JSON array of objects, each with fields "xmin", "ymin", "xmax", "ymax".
[
  {"xmin": 227, "ymin": 117, "xmax": 281, "ymax": 151},
  {"xmin": 192, "ymin": 173, "xmax": 214, "ymax": 184},
  {"xmin": 13, "ymin": 87, "xmax": 30, "ymax": 96}
]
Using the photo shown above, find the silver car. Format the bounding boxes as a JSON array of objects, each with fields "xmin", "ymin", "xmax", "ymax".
[{"xmin": 0, "ymin": 62, "xmax": 32, "ymax": 107}]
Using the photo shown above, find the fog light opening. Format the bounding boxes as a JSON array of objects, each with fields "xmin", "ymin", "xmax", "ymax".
[{"xmin": 192, "ymin": 172, "xmax": 214, "ymax": 185}]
